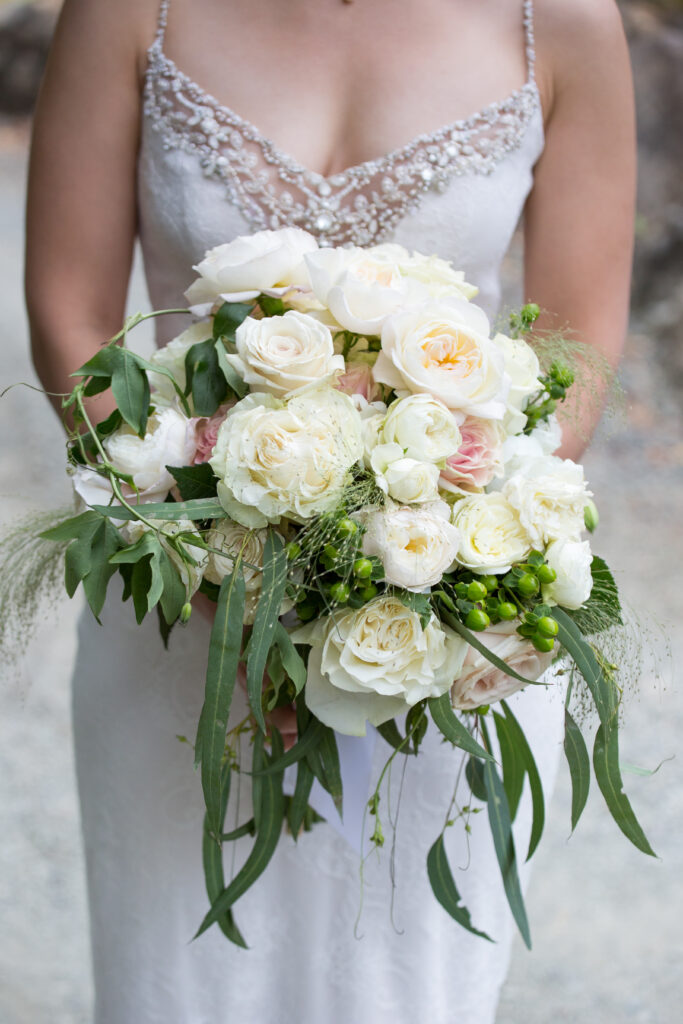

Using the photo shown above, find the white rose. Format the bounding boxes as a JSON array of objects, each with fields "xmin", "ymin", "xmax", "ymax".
[
  {"xmin": 225, "ymin": 310, "xmax": 344, "ymax": 397},
  {"xmin": 292, "ymin": 595, "xmax": 469, "ymax": 736},
  {"xmin": 362, "ymin": 501, "xmax": 460, "ymax": 590},
  {"xmin": 147, "ymin": 321, "xmax": 211, "ymax": 405},
  {"xmin": 451, "ymin": 621, "xmax": 554, "ymax": 711},
  {"xmin": 121, "ymin": 518, "xmax": 208, "ymax": 598},
  {"xmin": 372, "ymin": 450, "xmax": 441, "ymax": 504},
  {"xmin": 451, "ymin": 492, "xmax": 531, "ymax": 574},
  {"xmin": 209, "ymin": 386, "xmax": 363, "ymax": 528},
  {"xmin": 374, "ymin": 298, "xmax": 509, "ymax": 420},
  {"xmin": 102, "ymin": 407, "xmax": 197, "ymax": 499},
  {"xmin": 204, "ymin": 519, "xmax": 292, "ymax": 623},
  {"xmin": 305, "ymin": 245, "xmax": 426, "ymax": 335},
  {"xmin": 542, "ymin": 538, "xmax": 593, "ymax": 610},
  {"xmin": 396, "ymin": 250, "xmax": 479, "ymax": 301},
  {"xmin": 380, "ymin": 394, "xmax": 462, "ymax": 464},
  {"xmin": 502, "ymin": 455, "xmax": 591, "ymax": 547},
  {"xmin": 494, "ymin": 332, "xmax": 541, "ymax": 413},
  {"xmin": 499, "ymin": 414, "xmax": 563, "ymax": 481},
  {"xmin": 184, "ymin": 228, "xmax": 318, "ymax": 313}
]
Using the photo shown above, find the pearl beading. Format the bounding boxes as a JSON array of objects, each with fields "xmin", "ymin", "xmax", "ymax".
[{"xmin": 143, "ymin": 0, "xmax": 540, "ymax": 248}]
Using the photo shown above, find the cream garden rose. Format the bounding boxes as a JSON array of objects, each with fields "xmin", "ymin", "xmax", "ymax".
[
  {"xmin": 379, "ymin": 394, "xmax": 462, "ymax": 464},
  {"xmin": 374, "ymin": 297, "xmax": 510, "ymax": 420},
  {"xmin": 451, "ymin": 621, "xmax": 554, "ymax": 711},
  {"xmin": 541, "ymin": 538, "xmax": 594, "ymax": 609},
  {"xmin": 209, "ymin": 386, "xmax": 363, "ymax": 528},
  {"xmin": 225, "ymin": 310, "xmax": 344, "ymax": 397},
  {"xmin": 185, "ymin": 228, "xmax": 318, "ymax": 312},
  {"xmin": 362, "ymin": 501, "xmax": 461, "ymax": 590},
  {"xmin": 451, "ymin": 491, "xmax": 531, "ymax": 574},
  {"xmin": 439, "ymin": 416, "xmax": 505, "ymax": 495},
  {"xmin": 204, "ymin": 519, "xmax": 292, "ymax": 623},
  {"xmin": 502, "ymin": 455, "xmax": 591, "ymax": 547},
  {"xmin": 494, "ymin": 332, "xmax": 541, "ymax": 431},
  {"xmin": 293, "ymin": 595, "xmax": 469, "ymax": 736},
  {"xmin": 371, "ymin": 450, "xmax": 441, "ymax": 504}
]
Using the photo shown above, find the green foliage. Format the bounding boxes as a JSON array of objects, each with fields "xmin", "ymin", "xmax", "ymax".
[
  {"xmin": 215, "ymin": 339, "xmax": 249, "ymax": 399},
  {"xmin": 185, "ymin": 339, "xmax": 229, "ymax": 417},
  {"xmin": 427, "ymin": 835, "xmax": 493, "ymax": 941},
  {"xmin": 111, "ymin": 355, "xmax": 150, "ymax": 436},
  {"xmin": 554, "ymin": 608, "xmax": 619, "ymax": 729},
  {"xmin": 212, "ymin": 301, "xmax": 253, "ymax": 342},
  {"xmin": 428, "ymin": 694, "xmax": 493, "ymax": 762},
  {"xmin": 167, "ymin": 463, "xmax": 219, "ymax": 501},
  {"xmin": 246, "ymin": 531, "xmax": 288, "ymax": 734},
  {"xmin": 395, "ymin": 589, "xmax": 432, "ymax": 628},
  {"xmin": 202, "ymin": 763, "xmax": 247, "ymax": 947},
  {"xmin": 593, "ymin": 724, "xmax": 656, "ymax": 857},
  {"xmin": 563, "ymin": 709, "xmax": 591, "ymax": 833},
  {"xmin": 93, "ymin": 497, "xmax": 225, "ymax": 522},
  {"xmin": 498, "ymin": 702, "xmax": 545, "ymax": 860},
  {"xmin": 568, "ymin": 556, "xmax": 622, "ymax": 636},
  {"xmin": 288, "ymin": 759, "xmax": 317, "ymax": 838}
]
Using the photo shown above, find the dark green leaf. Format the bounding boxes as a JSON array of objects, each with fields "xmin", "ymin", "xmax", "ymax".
[
  {"xmin": 466, "ymin": 757, "xmax": 488, "ymax": 801},
  {"xmin": 212, "ymin": 301, "xmax": 253, "ymax": 342},
  {"xmin": 377, "ymin": 719, "xmax": 412, "ymax": 755},
  {"xmin": 288, "ymin": 758, "xmax": 315, "ymax": 839},
  {"xmin": 428, "ymin": 694, "xmax": 494, "ymax": 762},
  {"xmin": 316, "ymin": 726, "xmax": 343, "ymax": 815},
  {"xmin": 482, "ymin": 755, "xmax": 532, "ymax": 949},
  {"xmin": 93, "ymin": 498, "xmax": 225, "ymax": 522},
  {"xmin": 500, "ymin": 701, "xmax": 545, "ymax": 860},
  {"xmin": 73, "ymin": 345, "xmax": 121, "ymax": 378},
  {"xmin": 200, "ymin": 565, "xmax": 246, "ymax": 839},
  {"xmin": 563, "ymin": 708, "xmax": 591, "ymax": 833},
  {"xmin": 593, "ymin": 723, "xmax": 656, "ymax": 857},
  {"xmin": 40, "ymin": 510, "xmax": 101, "ymax": 543},
  {"xmin": 201, "ymin": 762, "xmax": 247, "ymax": 947},
  {"xmin": 126, "ymin": 351, "xmax": 191, "ymax": 416},
  {"xmin": 185, "ymin": 339, "xmax": 229, "ymax": 417},
  {"xmin": 395, "ymin": 590, "xmax": 432, "ymax": 628},
  {"xmin": 221, "ymin": 819, "xmax": 256, "ymax": 842},
  {"xmin": 246, "ymin": 531, "xmax": 287, "ymax": 734},
  {"xmin": 158, "ymin": 548, "xmax": 187, "ymax": 624},
  {"xmin": 257, "ymin": 295, "xmax": 286, "ymax": 317},
  {"xmin": 273, "ymin": 623, "xmax": 307, "ymax": 694},
  {"xmin": 494, "ymin": 711, "xmax": 525, "ymax": 822},
  {"xmin": 83, "ymin": 375, "xmax": 112, "ymax": 398},
  {"xmin": 81, "ymin": 518, "xmax": 123, "ymax": 618},
  {"xmin": 215, "ymin": 338, "xmax": 249, "ymax": 399},
  {"xmin": 167, "ymin": 463, "xmax": 219, "ymax": 501},
  {"xmin": 95, "ymin": 408, "xmax": 123, "ymax": 438},
  {"xmin": 252, "ymin": 717, "xmax": 325, "ymax": 777},
  {"xmin": 194, "ymin": 743, "xmax": 285, "ymax": 939},
  {"xmin": 156, "ymin": 604, "xmax": 173, "ymax": 648},
  {"xmin": 554, "ymin": 608, "xmax": 618, "ymax": 730},
  {"xmin": 111, "ymin": 355, "xmax": 150, "ymax": 435},
  {"xmin": 131, "ymin": 557, "xmax": 153, "ymax": 624},
  {"xmin": 568, "ymin": 556, "xmax": 622, "ymax": 635},
  {"xmin": 427, "ymin": 834, "xmax": 493, "ymax": 941}
]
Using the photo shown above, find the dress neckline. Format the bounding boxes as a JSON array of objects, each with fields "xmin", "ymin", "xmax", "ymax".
[{"xmin": 144, "ymin": 40, "xmax": 542, "ymax": 186}]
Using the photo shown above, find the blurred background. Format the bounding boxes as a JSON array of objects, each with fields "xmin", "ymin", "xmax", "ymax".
[{"xmin": 0, "ymin": 1, "xmax": 681, "ymax": 1021}]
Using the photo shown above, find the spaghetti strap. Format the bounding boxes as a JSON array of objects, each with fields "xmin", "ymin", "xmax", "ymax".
[
  {"xmin": 523, "ymin": 0, "xmax": 536, "ymax": 84},
  {"xmin": 152, "ymin": 0, "xmax": 171, "ymax": 50}
]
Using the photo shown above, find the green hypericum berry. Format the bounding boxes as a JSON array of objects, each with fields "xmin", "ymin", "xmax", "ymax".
[
  {"xmin": 323, "ymin": 544, "xmax": 339, "ymax": 563},
  {"xmin": 454, "ymin": 582, "xmax": 469, "ymax": 600},
  {"xmin": 584, "ymin": 499, "xmax": 599, "ymax": 533},
  {"xmin": 296, "ymin": 601, "xmax": 317, "ymax": 622},
  {"xmin": 537, "ymin": 616, "xmax": 559, "ymax": 638},
  {"xmin": 517, "ymin": 573, "xmax": 540, "ymax": 597},
  {"xmin": 550, "ymin": 361, "xmax": 575, "ymax": 388},
  {"xmin": 467, "ymin": 580, "xmax": 488, "ymax": 602},
  {"xmin": 466, "ymin": 608, "xmax": 490, "ymax": 632},
  {"xmin": 533, "ymin": 635, "xmax": 555, "ymax": 653},
  {"xmin": 480, "ymin": 575, "xmax": 499, "ymax": 592},
  {"xmin": 337, "ymin": 517, "xmax": 358, "ymax": 538},
  {"xmin": 521, "ymin": 302, "xmax": 540, "ymax": 323},
  {"xmin": 498, "ymin": 601, "xmax": 518, "ymax": 621},
  {"xmin": 527, "ymin": 550, "xmax": 545, "ymax": 568},
  {"xmin": 353, "ymin": 557, "xmax": 373, "ymax": 579},
  {"xmin": 536, "ymin": 563, "xmax": 557, "ymax": 585},
  {"xmin": 285, "ymin": 542, "xmax": 301, "ymax": 561},
  {"xmin": 358, "ymin": 584, "xmax": 379, "ymax": 602},
  {"xmin": 330, "ymin": 581, "xmax": 350, "ymax": 604},
  {"xmin": 517, "ymin": 623, "xmax": 537, "ymax": 639}
]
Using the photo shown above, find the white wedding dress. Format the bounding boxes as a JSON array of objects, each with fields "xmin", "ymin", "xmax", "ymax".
[{"xmin": 72, "ymin": 2, "xmax": 566, "ymax": 1021}]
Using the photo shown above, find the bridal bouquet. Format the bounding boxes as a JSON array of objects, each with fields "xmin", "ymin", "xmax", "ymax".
[{"xmin": 39, "ymin": 228, "xmax": 654, "ymax": 948}]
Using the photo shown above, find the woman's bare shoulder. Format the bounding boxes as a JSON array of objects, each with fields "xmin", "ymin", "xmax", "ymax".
[{"xmin": 54, "ymin": 0, "xmax": 161, "ymax": 81}]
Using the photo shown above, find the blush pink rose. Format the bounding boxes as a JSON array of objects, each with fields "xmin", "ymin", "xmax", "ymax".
[
  {"xmin": 335, "ymin": 361, "xmax": 382, "ymax": 403},
  {"xmin": 451, "ymin": 622, "xmax": 554, "ymax": 711},
  {"xmin": 439, "ymin": 416, "xmax": 505, "ymax": 494},
  {"xmin": 192, "ymin": 402, "xmax": 235, "ymax": 464}
]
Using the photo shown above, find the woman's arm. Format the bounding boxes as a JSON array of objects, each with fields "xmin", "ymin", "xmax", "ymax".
[
  {"xmin": 25, "ymin": 0, "xmax": 157, "ymax": 423},
  {"xmin": 524, "ymin": 0, "xmax": 636, "ymax": 461}
]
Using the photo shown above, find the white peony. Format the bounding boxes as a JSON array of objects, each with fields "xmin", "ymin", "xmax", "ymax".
[
  {"xmin": 374, "ymin": 298, "xmax": 509, "ymax": 420},
  {"xmin": 147, "ymin": 321, "xmax": 211, "ymax": 405},
  {"xmin": 185, "ymin": 228, "xmax": 318, "ymax": 313},
  {"xmin": 451, "ymin": 491, "xmax": 531, "ymax": 574},
  {"xmin": 451, "ymin": 621, "xmax": 554, "ymax": 711},
  {"xmin": 362, "ymin": 501, "xmax": 460, "ymax": 590},
  {"xmin": 379, "ymin": 394, "xmax": 462, "ymax": 465},
  {"xmin": 502, "ymin": 455, "xmax": 591, "ymax": 547},
  {"xmin": 224, "ymin": 310, "xmax": 344, "ymax": 397},
  {"xmin": 305, "ymin": 245, "xmax": 426, "ymax": 335},
  {"xmin": 209, "ymin": 386, "xmax": 363, "ymax": 528},
  {"xmin": 292, "ymin": 595, "xmax": 469, "ymax": 736},
  {"xmin": 542, "ymin": 538, "xmax": 594, "ymax": 610},
  {"xmin": 121, "ymin": 518, "xmax": 208, "ymax": 598},
  {"xmin": 204, "ymin": 519, "xmax": 292, "ymax": 623},
  {"xmin": 97, "ymin": 407, "xmax": 196, "ymax": 501}
]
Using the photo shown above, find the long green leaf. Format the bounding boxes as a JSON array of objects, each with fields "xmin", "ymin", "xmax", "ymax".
[
  {"xmin": 466, "ymin": 756, "xmax": 488, "ymax": 802},
  {"xmin": 40, "ymin": 510, "xmax": 101, "ymax": 543},
  {"xmin": 194, "ymin": 746, "xmax": 285, "ymax": 938},
  {"xmin": 500, "ymin": 701, "xmax": 545, "ymax": 860},
  {"xmin": 63, "ymin": 517, "xmax": 103, "ymax": 598},
  {"xmin": 377, "ymin": 719, "xmax": 413, "ymax": 755},
  {"xmin": 554, "ymin": 608, "xmax": 618, "ymax": 729},
  {"xmin": 288, "ymin": 758, "xmax": 315, "ymax": 839},
  {"xmin": 493, "ymin": 711, "xmax": 525, "ymax": 822},
  {"xmin": 246, "ymin": 531, "xmax": 287, "ymax": 734},
  {"xmin": 317, "ymin": 726, "xmax": 343, "ymax": 815},
  {"xmin": 200, "ymin": 565, "xmax": 246, "ymax": 839},
  {"xmin": 252, "ymin": 718, "xmax": 325, "ymax": 777},
  {"xmin": 201, "ymin": 763, "xmax": 247, "ymax": 947},
  {"xmin": 158, "ymin": 548, "xmax": 187, "ymax": 624},
  {"xmin": 221, "ymin": 819, "xmax": 256, "ymax": 842},
  {"xmin": 443, "ymin": 612, "xmax": 544, "ymax": 686},
  {"xmin": 427, "ymin": 834, "xmax": 493, "ymax": 940},
  {"xmin": 482, "ymin": 755, "xmax": 532, "ymax": 949},
  {"xmin": 563, "ymin": 709, "xmax": 590, "ymax": 833},
  {"xmin": 593, "ymin": 723, "xmax": 656, "ymax": 857},
  {"xmin": 111, "ymin": 355, "xmax": 150, "ymax": 436},
  {"xmin": 215, "ymin": 338, "xmax": 249, "ymax": 399},
  {"xmin": 93, "ymin": 498, "xmax": 225, "ymax": 522},
  {"xmin": 273, "ymin": 623, "xmax": 307, "ymax": 695},
  {"xmin": 428, "ymin": 694, "xmax": 494, "ymax": 762},
  {"xmin": 81, "ymin": 518, "xmax": 122, "ymax": 618}
]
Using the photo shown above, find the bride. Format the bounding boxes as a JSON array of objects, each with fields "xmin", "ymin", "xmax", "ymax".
[{"xmin": 25, "ymin": 1, "xmax": 635, "ymax": 1022}]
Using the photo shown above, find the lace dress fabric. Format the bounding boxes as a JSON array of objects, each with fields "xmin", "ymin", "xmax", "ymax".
[{"xmin": 73, "ymin": 3, "xmax": 564, "ymax": 1022}]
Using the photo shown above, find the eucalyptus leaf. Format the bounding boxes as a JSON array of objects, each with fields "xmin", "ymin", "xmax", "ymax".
[
  {"xmin": 288, "ymin": 758, "xmax": 315, "ymax": 839},
  {"xmin": 427, "ymin": 834, "xmax": 493, "ymax": 941},
  {"xmin": 500, "ymin": 701, "xmax": 545, "ymax": 860},
  {"xmin": 593, "ymin": 723, "xmax": 656, "ymax": 857},
  {"xmin": 554, "ymin": 609, "xmax": 618, "ymax": 730},
  {"xmin": 201, "ymin": 762, "xmax": 247, "ymax": 947},
  {"xmin": 428, "ymin": 694, "xmax": 494, "ymax": 762},
  {"xmin": 273, "ymin": 623, "xmax": 307, "ymax": 694},
  {"xmin": 252, "ymin": 717, "xmax": 325, "ymax": 777},
  {"xmin": 493, "ymin": 711, "xmax": 525, "ymax": 822},
  {"xmin": 563, "ymin": 708, "xmax": 590, "ymax": 833},
  {"xmin": 377, "ymin": 719, "xmax": 412, "ymax": 755},
  {"xmin": 443, "ymin": 612, "xmax": 544, "ymax": 686},
  {"xmin": 93, "ymin": 498, "xmax": 225, "ymax": 522},
  {"xmin": 466, "ymin": 757, "xmax": 488, "ymax": 802},
  {"xmin": 246, "ymin": 531, "xmax": 287, "ymax": 734}
]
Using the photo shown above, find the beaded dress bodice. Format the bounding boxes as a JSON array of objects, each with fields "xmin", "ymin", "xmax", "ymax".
[{"xmin": 138, "ymin": 0, "xmax": 544, "ymax": 340}]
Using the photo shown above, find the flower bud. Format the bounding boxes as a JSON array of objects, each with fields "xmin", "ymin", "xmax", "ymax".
[
  {"xmin": 180, "ymin": 602, "xmax": 193, "ymax": 624},
  {"xmin": 584, "ymin": 499, "xmax": 599, "ymax": 533}
]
